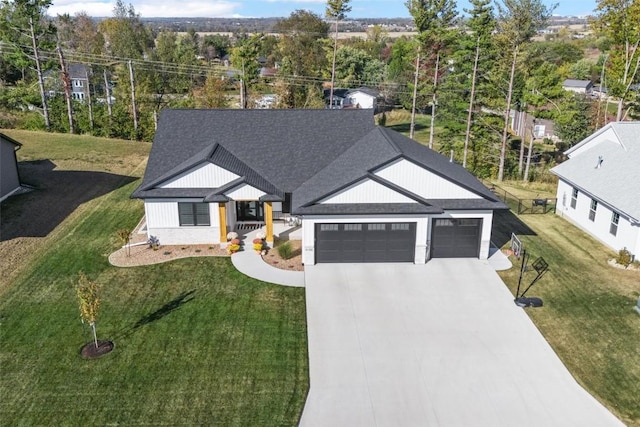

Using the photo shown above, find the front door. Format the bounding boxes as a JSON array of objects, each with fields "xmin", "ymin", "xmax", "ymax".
[{"xmin": 236, "ymin": 201, "xmax": 264, "ymax": 222}]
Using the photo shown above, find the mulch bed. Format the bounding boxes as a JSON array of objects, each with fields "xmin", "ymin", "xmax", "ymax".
[{"xmin": 80, "ymin": 340, "xmax": 114, "ymax": 359}]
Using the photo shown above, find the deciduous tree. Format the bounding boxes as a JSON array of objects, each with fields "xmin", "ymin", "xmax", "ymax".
[
  {"xmin": 593, "ymin": 0, "xmax": 640, "ymax": 121},
  {"xmin": 326, "ymin": 0, "xmax": 351, "ymax": 108},
  {"xmin": 495, "ymin": 0, "xmax": 555, "ymax": 181},
  {"xmin": 0, "ymin": 0, "xmax": 56, "ymax": 130}
]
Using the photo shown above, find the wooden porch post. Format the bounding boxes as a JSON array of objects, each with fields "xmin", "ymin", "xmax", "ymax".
[
  {"xmin": 265, "ymin": 201, "xmax": 274, "ymax": 243},
  {"xmin": 218, "ymin": 203, "xmax": 227, "ymax": 243}
]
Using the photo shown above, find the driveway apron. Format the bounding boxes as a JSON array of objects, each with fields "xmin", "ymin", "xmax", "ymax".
[{"xmin": 300, "ymin": 259, "xmax": 622, "ymax": 427}]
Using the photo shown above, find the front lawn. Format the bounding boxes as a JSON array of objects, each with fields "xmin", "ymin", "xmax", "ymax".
[
  {"xmin": 494, "ymin": 190, "xmax": 640, "ymax": 426},
  {"xmin": 0, "ymin": 132, "xmax": 308, "ymax": 425}
]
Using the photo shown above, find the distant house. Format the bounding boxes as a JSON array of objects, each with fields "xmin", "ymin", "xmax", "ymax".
[
  {"xmin": 67, "ymin": 63, "xmax": 91, "ymax": 101},
  {"xmin": 562, "ymin": 79, "xmax": 593, "ymax": 95},
  {"xmin": 551, "ymin": 122, "xmax": 640, "ymax": 258},
  {"xmin": 0, "ymin": 133, "xmax": 22, "ymax": 202},
  {"xmin": 44, "ymin": 63, "xmax": 91, "ymax": 101},
  {"xmin": 323, "ymin": 88, "xmax": 350, "ymax": 109},
  {"xmin": 324, "ymin": 87, "xmax": 382, "ymax": 112},
  {"xmin": 510, "ymin": 110, "xmax": 557, "ymax": 141}
]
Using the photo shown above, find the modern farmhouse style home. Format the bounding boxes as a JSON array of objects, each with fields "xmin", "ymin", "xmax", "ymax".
[
  {"xmin": 552, "ymin": 121, "xmax": 640, "ymax": 258},
  {"xmin": 132, "ymin": 109, "xmax": 506, "ymax": 264}
]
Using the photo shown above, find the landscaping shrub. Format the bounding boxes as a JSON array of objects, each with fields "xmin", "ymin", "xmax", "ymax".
[
  {"xmin": 616, "ymin": 248, "xmax": 632, "ymax": 267},
  {"xmin": 277, "ymin": 241, "xmax": 293, "ymax": 260}
]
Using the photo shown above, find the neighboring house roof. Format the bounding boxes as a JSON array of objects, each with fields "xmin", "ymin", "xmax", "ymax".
[
  {"xmin": 67, "ymin": 63, "xmax": 89, "ymax": 79},
  {"xmin": 0, "ymin": 132, "xmax": 23, "ymax": 148},
  {"xmin": 133, "ymin": 109, "xmax": 505, "ymax": 215},
  {"xmin": 346, "ymin": 87, "xmax": 380, "ymax": 98},
  {"xmin": 551, "ymin": 122, "xmax": 640, "ymax": 221},
  {"xmin": 323, "ymin": 88, "xmax": 349, "ymax": 100},
  {"xmin": 562, "ymin": 79, "xmax": 593, "ymax": 89}
]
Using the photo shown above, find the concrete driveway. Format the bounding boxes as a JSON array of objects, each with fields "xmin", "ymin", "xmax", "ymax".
[{"xmin": 300, "ymin": 259, "xmax": 622, "ymax": 427}]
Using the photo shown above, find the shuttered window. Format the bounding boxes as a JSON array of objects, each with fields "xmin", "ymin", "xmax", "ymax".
[{"xmin": 178, "ymin": 202, "xmax": 210, "ymax": 226}]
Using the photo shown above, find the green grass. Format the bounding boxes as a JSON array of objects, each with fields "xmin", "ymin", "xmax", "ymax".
[
  {"xmin": 0, "ymin": 132, "xmax": 308, "ymax": 426},
  {"xmin": 496, "ymin": 211, "xmax": 640, "ymax": 426}
]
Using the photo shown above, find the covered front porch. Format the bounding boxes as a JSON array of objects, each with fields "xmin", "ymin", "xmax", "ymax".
[{"xmin": 218, "ymin": 199, "xmax": 301, "ymax": 247}]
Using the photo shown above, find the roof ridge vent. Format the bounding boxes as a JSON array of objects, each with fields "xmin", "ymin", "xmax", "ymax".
[{"xmin": 595, "ymin": 155, "xmax": 603, "ymax": 169}]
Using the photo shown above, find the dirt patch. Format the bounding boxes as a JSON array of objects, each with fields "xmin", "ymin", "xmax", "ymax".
[{"xmin": 262, "ymin": 240, "xmax": 304, "ymax": 271}]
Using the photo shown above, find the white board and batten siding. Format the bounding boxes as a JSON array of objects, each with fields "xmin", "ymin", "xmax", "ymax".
[
  {"xmin": 301, "ymin": 215, "xmax": 430, "ymax": 265},
  {"xmin": 224, "ymin": 184, "xmax": 266, "ymax": 200},
  {"xmin": 375, "ymin": 159, "xmax": 481, "ymax": 200},
  {"xmin": 144, "ymin": 199, "xmax": 221, "ymax": 245},
  {"xmin": 319, "ymin": 178, "xmax": 415, "ymax": 204},
  {"xmin": 160, "ymin": 163, "xmax": 239, "ymax": 188},
  {"xmin": 556, "ymin": 179, "xmax": 640, "ymax": 255}
]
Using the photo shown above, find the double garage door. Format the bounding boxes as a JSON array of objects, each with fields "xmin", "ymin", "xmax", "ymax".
[
  {"xmin": 315, "ymin": 218, "xmax": 483, "ymax": 263},
  {"xmin": 315, "ymin": 222, "xmax": 416, "ymax": 263}
]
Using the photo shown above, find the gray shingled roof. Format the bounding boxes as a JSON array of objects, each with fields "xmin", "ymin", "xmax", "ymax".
[
  {"xmin": 133, "ymin": 109, "xmax": 506, "ymax": 215},
  {"xmin": 552, "ymin": 122, "xmax": 640, "ymax": 221},
  {"xmin": 562, "ymin": 79, "xmax": 592, "ymax": 89},
  {"xmin": 134, "ymin": 109, "xmax": 375, "ymax": 199}
]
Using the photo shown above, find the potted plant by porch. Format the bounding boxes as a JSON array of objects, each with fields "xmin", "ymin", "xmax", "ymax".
[
  {"xmin": 227, "ymin": 238, "xmax": 241, "ymax": 255},
  {"xmin": 253, "ymin": 238, "xmax": 264, "ymax": 253}
]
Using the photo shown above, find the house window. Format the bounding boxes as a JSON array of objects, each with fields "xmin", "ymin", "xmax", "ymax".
[
  {"xmin": 367, "ymin": 224, "xmax": 386, "ymax": 231},
  {"xmin": 344, "ymin": 224, "xmax": 362, "ymax": 231},
  {"xmin": 570, "ymin": 188, "xmax": 578, "ymax": 209},
  {"xmin": 320, "ymin": 224, "xmax": 339, "ymax": 232},
  {"xmin": 610, "ymin": 212, "xmax": 619, "ymax": 236},
  {"xmin": 178, "ymin": 202, "xmax": 210, "ymax": 226},
  {"xmin": 73, "ymin": 79, "xmax": 83, "ymax": 87},
  {"xmin": 391, "ymin": 223, "xmax": 410, "ymax": 231},
  {"xmin": 589, "ymin": 199, "xmax": 597, "ymax": 221},
  {"xmin": 72, "ymin": 92, "xmax": 85, "ymax": 100}
]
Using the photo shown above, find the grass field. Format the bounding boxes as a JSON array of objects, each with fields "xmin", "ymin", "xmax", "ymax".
[
  {"xmin": 0, "ymin": 131, "xmax": 308, "ymax": 425},
  {"xmin": 494, "ymin": 183, "xmax": 640, "ymax": 426}
]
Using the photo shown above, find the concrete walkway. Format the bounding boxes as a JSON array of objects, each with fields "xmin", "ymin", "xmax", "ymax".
[
  {"xmin": 230, "ymin": 228, "xmax": 305, "ymax": 287},
  {"xmin": 300, "ymin": 260, "xmax": 623, "ymax": 427}
]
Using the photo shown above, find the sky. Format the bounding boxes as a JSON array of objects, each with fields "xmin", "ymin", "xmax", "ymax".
[{"xmin": 48, "ymin": 0, "xmax": 599, "ymax": 20}]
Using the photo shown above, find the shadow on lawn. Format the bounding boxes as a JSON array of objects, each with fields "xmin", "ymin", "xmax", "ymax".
[
  {"xmin": 492, "ymin": 209, "xmax": 537, "ymax": 248},
  {"xmin": 386, "ymin": 122, "xmax": 427, "ymax": 134},
  {"xmin": 133, "ymin": 290, "xmax": 196, "ymax": 329},
  {"xmin": 0, "ymin": 159, "xmax": 138, "ymax": 241}
]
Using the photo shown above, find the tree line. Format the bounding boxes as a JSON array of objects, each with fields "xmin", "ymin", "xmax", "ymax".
[{"xmin": 0, "ymin": 0, "xmax": 638, "ymax": 182}]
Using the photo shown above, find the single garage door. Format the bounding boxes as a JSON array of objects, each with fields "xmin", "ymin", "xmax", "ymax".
[
  {"xmin": 315, "ymin": 223, "xmax": 416, "ymax": 263},
  {"xmin": 431, "ymin": 218, "xmax": 482, "ymax": 258}
]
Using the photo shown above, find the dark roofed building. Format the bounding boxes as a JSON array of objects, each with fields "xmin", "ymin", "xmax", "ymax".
[
  {"xmin": 133, "ymin": 109, "xmax": 506, "ymax": 264},
  {"xmin": 0, "ymin": 133, "xmax": 23, "ymax": 202}
]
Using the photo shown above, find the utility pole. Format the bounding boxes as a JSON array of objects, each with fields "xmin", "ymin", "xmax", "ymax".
[
  {"xmin": 428, "ymin": 52, "xmax": 440, "ymax": 150},
  {"xmin": 409, "ymin": 52, "xmax": 420, "ymax": 140},
  {"xmin": 56, "ymin": 43, "xmax": 74, "ymax": 134},
  {"xmin": 499, "ymin": 46, "xmax": 519, "ymax": 181},
  {"xmin": 29, "ymin": 16, "xmax": 50, "ymax": 131},
  {"xmin": 463, "ymin": 36, "xmax": 481, "ymax": 169},
  {"xmin": 103, "ymin": 69, "xmax": 113, "ymax": 117},
  {"xmin": 128, "ymin": 60, "xmax": 138, "ymax": 133},
  {"xmin": 85, "ymin": 66, "xmax": 94, "ymax": 130}
]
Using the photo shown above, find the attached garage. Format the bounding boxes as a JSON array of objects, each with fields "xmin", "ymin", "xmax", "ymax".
[
  {"xmin": 430, "ymin": 218, "xmax": 482, "ymax": 258},
  {"xmin": 315, "ymin": 222, "xmax": 416, "ymax": 263}
]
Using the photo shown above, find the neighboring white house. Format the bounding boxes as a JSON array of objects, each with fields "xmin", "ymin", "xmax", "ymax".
[
  {"xmin": 344, "ymin": 87, "xmax": 381, "ymax": 111},
  {"xmin": 0, "ymin": 133, "xmax": 22, "ymax": 202},
  {"xmin": 562, "ymin": 79, "xmax": 593, "ymax": 95},
  {"xmin": 551, "ymin": 122, "xmax": 640, "ymax": 257},
  {"xmin": 133, "ymin": 109, "xmax": 506, "ymax": 265},
  {"xmin": 324, "ymin": 87, "xmax": 381, "ymax": 112}
]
